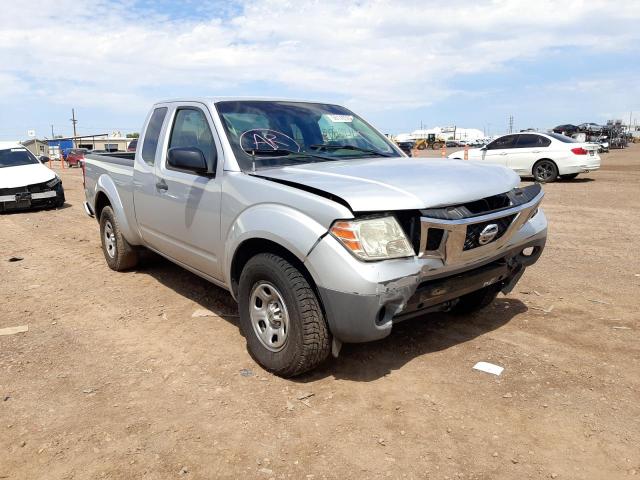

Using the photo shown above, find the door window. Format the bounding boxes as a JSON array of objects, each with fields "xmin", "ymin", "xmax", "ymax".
[
  {"xmin": 486, "ymin": 135, "xmax": 517, "ymax": 150},
  {"xmin": 168, "ymin": 108, "xmax": 216, "ymax": 172},
  {"xmin": 515, "ymin": 134, "xmax": 551, "ymax": 148},
  {"xmin": 141, "ymin": 107, "xmax": 168, "ymax": 165}
]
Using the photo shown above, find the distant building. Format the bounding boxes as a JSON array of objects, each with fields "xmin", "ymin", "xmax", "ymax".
[
  {"xmin": 75, "ymin": 136, "xmax": 131, "ymax": 152},
  {"xmin": 21, "ymin": 139, "xmax": 49, "ymax": 157},
  {"xmin": 396, "ymin": 127, "xmax": 485, "ymax": 143}
]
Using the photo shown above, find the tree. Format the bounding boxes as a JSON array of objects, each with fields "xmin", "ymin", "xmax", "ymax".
[{"xmin": 126, "ymin": 132, "xmax": 140, "ymax": 138}]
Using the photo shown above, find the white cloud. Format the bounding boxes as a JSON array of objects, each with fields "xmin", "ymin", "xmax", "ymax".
[{"xmin": 0, "ymin": 0, "xmax": 639, "ymax": 115}]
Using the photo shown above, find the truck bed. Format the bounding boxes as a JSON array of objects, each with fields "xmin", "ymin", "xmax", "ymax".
[{"xmin": 85, "ymin": 151, "xmax": 135, "ymax": 166}]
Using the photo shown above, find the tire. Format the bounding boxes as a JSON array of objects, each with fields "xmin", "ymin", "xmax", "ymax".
[
  {"xmin": 532, "ymin": 159, "xmax": 558, "ymax": 183},
  {"xmin": 238, "ymin": 253, "xmax": 331, "ymax": 377},
  {"xmin": 560, "ymin": 173, "xmax": 579, "ymax": 180},
  {"xmin": 416, "ymin": 142, "xmax": 426, "ymax": 150},
  {"xmin": 99, "ymin": 206, "xmax": 138, "ymax": 271},
  {"xmin": 451, "ymin": 285, "xmax": 500, "ymax": 315}
]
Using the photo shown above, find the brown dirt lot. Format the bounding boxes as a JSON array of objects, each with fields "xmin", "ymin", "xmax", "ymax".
[{"xmin": 1, "ymin": 146, "xmax": 639, "ymax": 479}]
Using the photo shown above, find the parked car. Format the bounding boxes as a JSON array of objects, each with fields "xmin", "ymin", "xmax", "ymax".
[
  {"xmin": 448, "ymin": 132, "xmax": 601, "ymax": 182},
  {"xmin": 83, "ymin": 98, "xmax": 547, "ymax": 376},
  {"xmin": 577, "ymin": 122, "xmax": 604, "ymax": 133},
  {"xmin": 552, "ymin": 124, "xmax": 578, "ymax": 135},
  {"xmin": 66, "ymin": 148, "xmax": 88, "ymax": 168},
  {"xmin": 127, "ymin": 138, "xmax": 138, "ymax": 152},
  {"xmin": 0, "ymin": 142, "xmax": 65, "ymax": 212}
]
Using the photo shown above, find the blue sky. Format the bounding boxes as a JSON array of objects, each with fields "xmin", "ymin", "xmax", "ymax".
[{"xmin": 0, "ymin": 0, "xmax": 638, "ymax": 140}]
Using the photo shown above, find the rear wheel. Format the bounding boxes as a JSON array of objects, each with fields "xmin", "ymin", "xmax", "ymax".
[
  {"xmin": 99, "ymin": 206, "xmax": 138, "ymax": 271},
  {"xmin": 532, "ymin": 159, "xmax": 558, "ymax": 183},
  {"xmin": 238, "ymin": 253, "xmax": 331, "ymax": 377},
  {"xmin": 560, "ymin": 173, "xmax": 579, "ymax": 180},
  {"xmin": 451, "ymin": 285, "xmax": 500, "ymax": 315}
]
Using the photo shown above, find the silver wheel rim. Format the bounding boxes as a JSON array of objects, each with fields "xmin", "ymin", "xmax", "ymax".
[
  {"xmin": 249, "ymin": 282, "xmax": 289, "ymax": 352},
  {"xmin": 104, "ymin": 220, "xmax": 116, "ymax": 259},
  {"xmin": 535, "ymin": 162, "xmax": 555, "ymax": 181}
]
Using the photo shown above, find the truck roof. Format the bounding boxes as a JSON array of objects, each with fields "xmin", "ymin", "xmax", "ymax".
[{"xmin": 154, "ymin": 96, "xmax": 331, "ymax": 106}]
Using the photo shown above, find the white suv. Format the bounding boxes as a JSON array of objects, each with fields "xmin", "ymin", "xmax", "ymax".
[{"xmin": 448, "ymin": 132, "xmax": 601, "ymax": 182}]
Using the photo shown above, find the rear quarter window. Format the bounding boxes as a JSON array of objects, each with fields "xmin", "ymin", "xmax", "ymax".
[{"xmin": 141, "ymin": 107, "xmax": 168, "ymax": 165}]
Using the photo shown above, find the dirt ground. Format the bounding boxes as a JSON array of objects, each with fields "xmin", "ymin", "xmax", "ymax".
[{"xmin": 1, "ymin": 146, "xmax": 639, "ymax": 480}]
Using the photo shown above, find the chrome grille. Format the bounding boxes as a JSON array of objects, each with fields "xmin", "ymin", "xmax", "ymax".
[{"xmin": 463, "ymin": 215, "xmax": 516, "ymax": 251}]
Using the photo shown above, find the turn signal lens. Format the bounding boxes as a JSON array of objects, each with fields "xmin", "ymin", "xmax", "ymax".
[
  {"xmin": 330, "ymin": 216, "xmax": 415, "ymax": 261},
  {"xmin": 571, "ymin": 147, "xmax": 587, "ymax": 155}
]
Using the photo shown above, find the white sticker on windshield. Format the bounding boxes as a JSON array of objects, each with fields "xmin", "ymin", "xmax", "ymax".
[{"xmin": 326, "ymin": 114, "xmax": 353, "ymax": 123}]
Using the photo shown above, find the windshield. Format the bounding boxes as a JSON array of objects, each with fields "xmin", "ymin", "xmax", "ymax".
[
  {"xmin": 0, "ymin": 148, "xmax": 41, "ymax": 168},
  {"xmin": 215, "ymin": 101, "xmax": 400, "ymax": 170},
  {"xmin": 546, "ymin": 132, "xmax": 579, "ymax": 143}
]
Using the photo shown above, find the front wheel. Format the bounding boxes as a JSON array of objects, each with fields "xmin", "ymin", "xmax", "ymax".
[
  {"xmin": 533, "ymin": 159, "xmax": 558, "ymax": 183},
  {"xmin": 238, "ymin": 253, "xmax": 331, "ymax": 377}
]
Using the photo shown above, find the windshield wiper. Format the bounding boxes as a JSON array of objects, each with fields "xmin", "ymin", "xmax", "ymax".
[
  {"xmin": 309, "ymin": 144, "xmax": 394, "ymax": 157},
  {"xmin": 244, "ymin": 149, "xmax": 337, "ymax": 166}
]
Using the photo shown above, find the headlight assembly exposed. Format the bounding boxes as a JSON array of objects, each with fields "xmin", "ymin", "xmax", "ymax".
[
  {"xmin": 330, "ymin": 216, "xmax": 415, "ymax": 261},
  {"xmin": 46, "ymin": 176, "xmax": 61, "ymax": 188}
]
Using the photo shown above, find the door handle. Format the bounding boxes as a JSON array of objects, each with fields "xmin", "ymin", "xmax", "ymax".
[
  {"xmin": 532, "ymin": 150, "xmax": 541, "ymax": 153},
  {"xmin": 499, "ymin": 152, "xmax": 507, "ymax": 155},
  {"xmin": 155, "ymin": 180, "xmax": 168, "ymax": 191}
]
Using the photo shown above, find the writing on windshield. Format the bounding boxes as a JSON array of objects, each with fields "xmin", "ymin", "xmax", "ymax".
[{"xmin": 240, "ymin": 129, "xmax": 300, "ymax": 153}]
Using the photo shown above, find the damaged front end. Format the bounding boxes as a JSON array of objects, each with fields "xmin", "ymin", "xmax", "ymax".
[{"xmin": 306, "ymin": 184, "xmax": 547, "ymax": 347}]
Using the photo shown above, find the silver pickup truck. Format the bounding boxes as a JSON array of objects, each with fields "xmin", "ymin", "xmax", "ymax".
[{"xmin": 83, "ymin": 98, "xmax": 547, "ymax": 377}]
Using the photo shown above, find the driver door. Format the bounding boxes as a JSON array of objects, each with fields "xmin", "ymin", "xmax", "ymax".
[{"xmin": 149, "ymin": 104, "xmax": 224, "ymax": 280}]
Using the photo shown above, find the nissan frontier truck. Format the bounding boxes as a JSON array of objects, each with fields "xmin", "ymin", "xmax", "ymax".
[{"xmin": 83, "ymin": 98, "xmax": 546, "ymax": 377}]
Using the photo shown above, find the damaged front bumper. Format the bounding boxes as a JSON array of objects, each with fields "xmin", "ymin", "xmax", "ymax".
[
  {"xmin": 306, "ymin": 205, "xmax": 547, "ymax": 344},
  {"xmin": 0, "ymin": 182, "xmax": 65, "ymax": 212}
]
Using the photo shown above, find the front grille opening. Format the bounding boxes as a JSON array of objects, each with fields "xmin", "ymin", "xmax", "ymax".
[
  {"xmin": 464, "ymin": 214, "xmax": 516, "ymax": 251},
  {"xmin": 464, "ymin": 194, "xmax": 511, "ymax": 214},
  {"xmin": 426, "ymin": 228, "xmax": 445, "ymax": 251}
]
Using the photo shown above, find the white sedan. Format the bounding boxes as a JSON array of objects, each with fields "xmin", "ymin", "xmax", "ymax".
[
  {"xmin": 448, "ymin": 132, "xmax": 601, "ymax": 182},
  {"xmin": 0, "ymin": 142, "xmax": 65, "ymax": 212}
]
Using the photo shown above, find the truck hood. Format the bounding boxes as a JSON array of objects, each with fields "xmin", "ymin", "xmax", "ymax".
[
  {"xmin": 0, "ymin": 163, "xmax": 56, "ymax": 189},
  {"xmin": 256, "ymin": 157, "xmax": 520, "ymax": 211}
]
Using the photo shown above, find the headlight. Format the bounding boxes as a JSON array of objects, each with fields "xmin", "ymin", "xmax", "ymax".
[
  {"xmin": 330, "ymin": 216, "xmax": 415, "ymax": 261},
  {"xmin": 46, "ymin": 176, "xmax": 61, "ymax": 188}
]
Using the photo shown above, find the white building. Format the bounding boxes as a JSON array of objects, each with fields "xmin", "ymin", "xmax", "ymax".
[{"xmin": 395, "ymin": 126, "xmax": 485, "ymax": 143}]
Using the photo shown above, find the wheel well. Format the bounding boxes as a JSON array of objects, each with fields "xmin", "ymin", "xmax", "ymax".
[
  {"xmin": 94, "ymin": 192, "xmax": 111, "ymax": 221},
  {"xmin": 532, "ymin": 158, "xmax": 558, "ymax": 175},
  {"xmin": 230, "ymin": 238, "xmax": 318, "ymax": 300}
]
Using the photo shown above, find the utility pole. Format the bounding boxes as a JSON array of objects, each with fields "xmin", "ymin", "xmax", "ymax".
[
  {"xmin": 508, "ymin": 115, "xmax": 514, "ymax": 134},
  {"xmin": 70, "ymin": 108, "xmax": 78, "ymax": 146},
  {"xmin": 50, "ymin": 124, "xmax": 54, "ymax": 138}
]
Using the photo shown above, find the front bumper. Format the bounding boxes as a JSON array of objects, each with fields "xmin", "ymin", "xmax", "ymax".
[
  {"xmin": 0, "ymin": 182, "xmax": 65, "ymax": 212},
  {"xmin": 306, "ymin": 205, "xmax": 547, "ymax": 344}
]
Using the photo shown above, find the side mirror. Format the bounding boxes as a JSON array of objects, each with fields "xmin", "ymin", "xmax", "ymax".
[
  {"xmin": 167, "ymin": 147, "xmax": 209, "ymax": 174},
  {"xmin": 38, "ymin": 156, "xmax": 50, "ymax": 163},
  {"xmin": 480, "ymin": 146, "xmax": 487, "ymax": 151}
]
